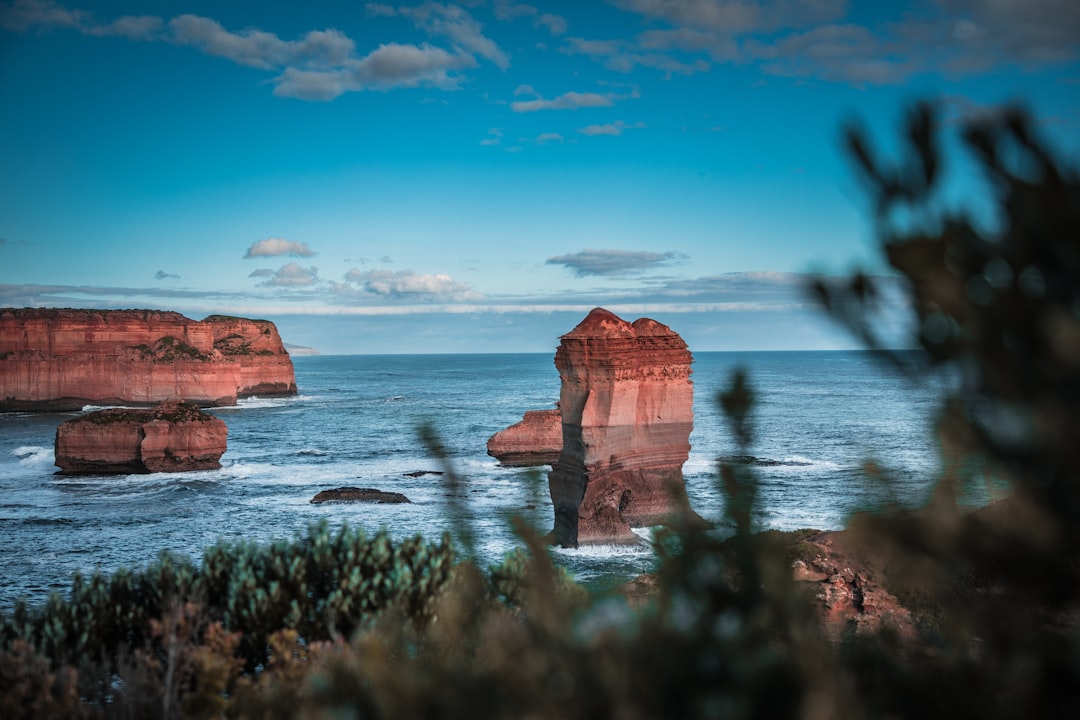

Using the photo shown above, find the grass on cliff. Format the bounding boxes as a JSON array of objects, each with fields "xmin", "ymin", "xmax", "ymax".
[{"xmin": 2, "ymin": 103, "xmax": 1079, "ymax": 718}]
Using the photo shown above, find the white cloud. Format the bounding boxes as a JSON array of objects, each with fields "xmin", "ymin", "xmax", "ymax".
[
  {"xmin": 154, "ymin": 270, "xmax": 180, "ymax": 280},
  {"xmin": 248, "ymin": 268, "xmax": 275, "ymax": 278},
  {"xmin": 354, "ymin": 42, "xmax": 475, "ymax": 86},
  {"xmin": 535, "ymin": 132, "xmax": 564, "ymax": 143},
  {"xmin": 244, "ymin": 237, "xmax": 316, "ymax": 258},
  {"xmin": 342, "ymin": 268, "xmax": 483, "ymax": 302},
  {"xmin": 262, "ymin": 262, "xmax": 320, "ymax": 287}
]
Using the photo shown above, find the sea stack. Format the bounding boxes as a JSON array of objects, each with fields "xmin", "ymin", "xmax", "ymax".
[
  {"xmin": 0, "ymin": 309, "xmax": 297, "ymax": 411},
  {"xmin": 549, "ymin": 308, "xmax": 701, "ymax": 547},
  {"xmin": 55, "ymin": 400, "xmax": 227, "ymax": 475}
]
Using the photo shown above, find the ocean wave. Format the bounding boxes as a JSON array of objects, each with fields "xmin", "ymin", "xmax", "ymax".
[{"xmin": 13, "ymin": 445, "xmax": 54, "ymax": 468}]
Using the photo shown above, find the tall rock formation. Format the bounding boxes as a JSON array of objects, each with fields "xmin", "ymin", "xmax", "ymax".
[
  {"xmin": 549, "ymin": 308, "xmax": 701, "ymax": 547},
  {"xmin": 55, "ymin": 400, "xmax": 227, "ymax": 475},
  {"xmin": 486, "ymin": 408, "xmax": 562, "ymax": 466},
  {"xmin": 0, "ymin": 309, "xmax": 297, "ymax": 411}
]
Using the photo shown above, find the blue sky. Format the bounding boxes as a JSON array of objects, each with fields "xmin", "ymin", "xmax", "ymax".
[{"xmin": 1, "ymin": 0, "xmax": 1078, "ymax": 354}]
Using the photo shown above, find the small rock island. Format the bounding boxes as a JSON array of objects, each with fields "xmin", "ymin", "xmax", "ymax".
[{"xmin": 55, "ymin": 400, "xmax": 227, "ymax": 475}]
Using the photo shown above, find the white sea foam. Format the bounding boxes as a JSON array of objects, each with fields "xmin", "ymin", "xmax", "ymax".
[
  {"xmin": 81, "ymin": 404, "xmax": 137, "ymax": 413},
  {"xmin": 215, "ymin": 395, "xmax": 315, "ymax": 411},
  {"xmin": 13, "ymin": 445, "xmax": 54, "ymax": 469}
]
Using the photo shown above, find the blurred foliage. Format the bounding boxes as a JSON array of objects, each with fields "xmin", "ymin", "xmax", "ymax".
[
  {"xmin": 811, "ymin": 101, "xmax": 1080, "ymax": 716},
  {"xmin": 2, "ymin": 103, "xmax": 1079, "ymax": 717}
]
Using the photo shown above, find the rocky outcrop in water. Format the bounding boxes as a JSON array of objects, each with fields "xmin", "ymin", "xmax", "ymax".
[
  {"xmin": 54, "ymin": 400, "xmax": 227, "ymax": 475},
  {"xmin": 486, "ymin": 408, "xmax": 562, "ymax": 466},
  {"xmin": 549, "ymin": 308, "xmax": 702, "ymax": 547},
  {"xmin": 310, "ymin": 487, "xmax": 411, "ymax": 504},
  {"xmin": 0, "ymin": 309, "xmax": 297, "ymax": 411}
]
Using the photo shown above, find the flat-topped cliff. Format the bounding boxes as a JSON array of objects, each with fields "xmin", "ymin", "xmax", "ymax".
[{"xmin": 0, "ymin": 308, "xmax": 297, "ymax": 411}]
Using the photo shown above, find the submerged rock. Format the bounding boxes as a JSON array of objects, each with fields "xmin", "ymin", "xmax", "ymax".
[
  {"xmin": 310, "ymin": 487, "xmax": 411, "ymax": 504},
  {"xmin": 549, "ymin": 308, "xmax": 705, "ymax": 547},
  {"xmin": 54, "ymin": 400, "xmax": 227, "ymax": 475}
]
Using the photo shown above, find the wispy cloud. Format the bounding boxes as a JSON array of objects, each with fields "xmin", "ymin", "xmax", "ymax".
[
  {"xmin": 339, "ymin": 268, "xmax": 482, "ymax": 302},
  {"xmin": 244, "ymin": 237, "xmax": 316, "ymax": 258},
  {"xmin": 479, "ymin": 127, "xmax": 504, "ymax": 146},
  {"xmin": 170, "ymin": 15, "xmax": 354, "ymax": 70},
  {"xmin": 396, "ymin": 2, "xmax": 509, "ymax": 70},
  {"xmin": 154, "ymin": 270, "xmax": 180, "ymax": 280},
  {"xmin": 493, "ymin": 1, "xmax": 567, "ymax": 35},
  {"xmin": 0, "ymin": 273, "xmax": 910, "ymax": 341},
  {"xmin": 0, "ymin": 0, "xmax": 506, "ymax": 100},
  {"xmin": 510, "ymin": 84, "xmax": 637, "ymax": 113},
  {"xmin": 547, "ymin": 249, "xmax": 686, "ymax": 277},
  {"xmin": 577, "ymin": 119, "xmax": 646, "ymax": 136},
  {"xmin": 584, "ymin": 0, "xmax": 1080, "ymax": 86}
]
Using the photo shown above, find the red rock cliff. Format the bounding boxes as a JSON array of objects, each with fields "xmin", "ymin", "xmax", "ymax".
[
  {"xmin": 549, "ymin": 308, "xmax": 702, "ymax": 547},
  {"xmin": 0, "ymin": 309, "xmax": 297, "ymax": 411},
  {"xmin": 55, "ymin": 400, "xmax": 228, "ymax": 475}
]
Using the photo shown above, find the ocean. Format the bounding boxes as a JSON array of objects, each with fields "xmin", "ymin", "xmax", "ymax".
[{"xmin": 0, "ymin": 351, "xmax": 978, "ymax": 608}]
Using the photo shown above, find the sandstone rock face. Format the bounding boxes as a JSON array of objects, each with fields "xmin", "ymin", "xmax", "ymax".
[
  {"xmin": 549, "ymin": 308, "xmax": 701, "ymax": 547},
  {"xmin": 55, "ymin": 400, "xmax": 227, "ymax": 475},
  {"xmin": 788, "ymin": 531, "xmax": 916, "ymax": 641},
  {"xmin": 486, "ymin": 408, "xmax": 562, "ymax": 466},
  {"xmin": 0, "ymin": 309, "xmax": 297, "ymax": 411}
]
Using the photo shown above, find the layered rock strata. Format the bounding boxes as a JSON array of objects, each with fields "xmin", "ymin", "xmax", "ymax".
[
  {"xmin": 486, "ymin": 408, "xmax": 562, "ymax": 466},
  {"xmin": 549, "ymin": 308, "xmax": 702, "ymax": 547},
  {"xmin": 0, "ymin": 309, "xmax": 297, "ymax": 411},
  {"xmin": 55, "ymin": 400, "xmax": 227, "ymax": 475}
]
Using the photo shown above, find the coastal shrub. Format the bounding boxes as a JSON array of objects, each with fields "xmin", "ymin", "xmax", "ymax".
[{"xmin": 0, "ymin": 522, "xmax": 454, "ymax": 703}]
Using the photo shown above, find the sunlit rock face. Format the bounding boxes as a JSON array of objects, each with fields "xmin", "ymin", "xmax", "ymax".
[
  {"xmin": 486, "ymin": 408, "xmax": 562, "ymax": 466},
  {"xmin": 0, "ymin": 309, "xmax": 296, "ymax": 411},
  {"xmin": 549, "ymin": 308, "xmax": 700, "ymax": 547},
  {"xmin": 54, "ymin": 400, "xmax": 227, "ymax": 475}
]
